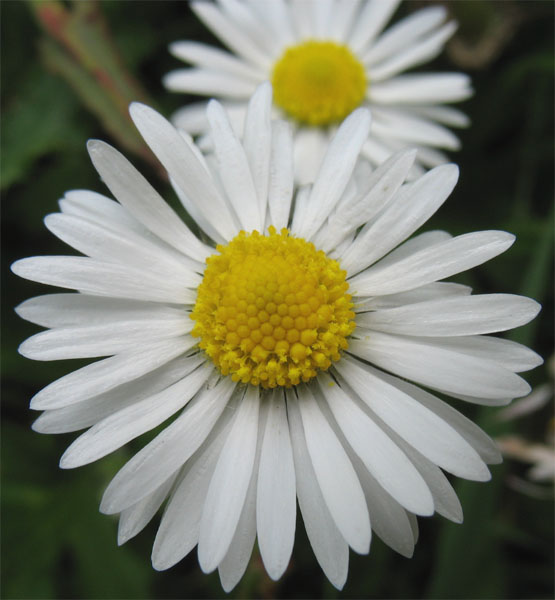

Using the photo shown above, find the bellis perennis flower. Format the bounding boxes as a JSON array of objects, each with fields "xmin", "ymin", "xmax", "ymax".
[
  {"xmin": 13, "ymin": 84, "xmax": 540, "ymax": 591},
  {"xmin": 165, "ymin": 0, "xmax": 472, "ymax": 183}
]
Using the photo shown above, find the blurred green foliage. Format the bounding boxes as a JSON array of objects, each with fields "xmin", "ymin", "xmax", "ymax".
[{"xmin": 2, "ymin": 1, "xmax": 553, "ymax": 599}]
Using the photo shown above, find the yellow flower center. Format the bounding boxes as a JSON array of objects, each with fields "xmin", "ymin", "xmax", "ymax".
[
  {"xmin": 271, "ymin": 40, "xmax": 367, "ymax": 126},
  {"xmin": 191, "ymin": 227, "xmax": 356, "ymax": 388}
]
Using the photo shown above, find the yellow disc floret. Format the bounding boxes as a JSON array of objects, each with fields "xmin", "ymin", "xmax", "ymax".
[
  {"xmin": 272, "ymin": 40, "xmax": 367, "ymax": 126},
  {"xmin": 191, "ymin": 227, "xmax": 356, "ymax": 388}
]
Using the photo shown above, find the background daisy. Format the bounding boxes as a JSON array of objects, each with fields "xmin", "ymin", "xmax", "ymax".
[
  {"xmin": 11, "ymin": 84, "xmax": 543, "ymax": 593},
  {"xmin": 165, "ymin": 0, "xmax": 472, "ymax": 182},
  {"xmin": 3, "ymin": 2, "xmax": 553, "ymax": 599}
]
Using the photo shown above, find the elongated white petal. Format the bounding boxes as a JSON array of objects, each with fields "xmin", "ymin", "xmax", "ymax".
[
  {"xmin": 87, "ymin": 140, "xmax": 210, "ymax": 262},
  {"xmin": 198, "ymin": 387, "xmax": 259, "ymax": 573},
  {"xmin": 169, "ymin": 41, "xmax": 264, "ymax": 81},
  {"xmin": 371, "ymin": 230, "xmax": 453, "ymax": 269},
  {"xmin": 118, "ymin": 473, "xmax": 178, "ymax": 545},
  {"xmin": 318, "ymin": 149, "xmax": 415, "ymax": 253},
  {"xmin": 257, "ymin": 389, "xmax": 296, "ymax": 580},
  {"xmin": 129, "ymin": 102, "xmax": 238, "ymax": 241},
  {"xmin": 243, "ymin": 82, "xmax": 272, "ymax": 224},
  {"xmin": 97, "ymin": 377, "xmax": 234, "ymax": 515},
  {"xmin": 335, "ymin": 356, "xmax": 491, "ymax": 480},
  {"xmin": 369, "ymin": 22, "xmax": 456, "ymax": 81},
  {"xmin": 343, "ymin": 164, "xmax": 459, "ymax": 275},
  {"xmin": 207, "ymin": 99, "xmax": 261, "ymax": 230},
  {"xmin": 411, "ymin": 335, "xmax": 543, "ymax": 373},
  {"xmin": 152, "ymin": 408, "xmax": 235, "ymax": 570},
  {"xmin": 296, "ymin": 385, "xmax": 370, "ymax": 554},
  {"xmin": 287, "ymin": 389, "xmax": 348, "ymax": 590},
  {"xmin": 317, "ymin": 373, "xmax": 433, "ymax": 515},
  {"xmin": 392, "ymin": 439, "xmax": 463, "ymax": 523},
  {"xmin": 191, "ymin": 1, "xmax": 272, "ymax": 68},
  {"xmin": 374, "ymin": 368, "xmax": 502, "ymax": 464},
  {"xmin": 16, "ymin": 294, "xmax": 186, "ymax": 329},
  {"xmin": 267, "ymin": 121, "xmax": 294, "ymax": 230},
  {"xmin": 360, "ymin": 281, "xmax": 471, "ymax": 310},
  {"xmin": 12, "ymin": 256, "xmax": 196, "ymax": 304},
  {"xmin": 353, "ymin": 460, "xmax": 415, "ymax": 558},
  {"xmin": 298, "ymin": 109, "xmax": 372, "ymax": 240},
  {"xmin": 164, "ymin": 68, "xmax": 256, "ymax": 97},
  {"xmin": 61, "ymin": 362, "xmax": 213, "ymax": 470},
  {"xmin": 218, "ymin": 462, "xmax": 258, "ymax": 592},
  {"xmin": 358, "ymin": 294, "xmax": 541, "ymax": 337},
  {"xmin": 370, "ymin": 73, "xmax": 473, "ymax": 104},
  {"xmin": 364, "ymin": 6, "xmax": 447, "ymax": 65},
  {"xmin": 348, "ymin": 0, "xmax": 401, "ymax": 53},
  {"xmin": 349, "ymin": 231, "xmax": 515, "ymax": 296},
  {"xmin": 19, "ymin": 315, "xmax": 192, "ymax": 361},
  {"xmin": 349, "ymin": 332, "xmax": 531, "ymax": 401},
  {"xmin": 29, "ymin": 338, "xmax": 195, "ymax": 410},
  {"xmin": 32, "ymin": 355, "xmax": 194, "ymax": 434}
]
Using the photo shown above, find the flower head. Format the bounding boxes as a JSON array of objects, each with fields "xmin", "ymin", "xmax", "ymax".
[
  {"xmin": 165, "ymin": 0, "xmax": 472, "ymax": 183},
  {"xmin": 13, "ymin": 84, "xmax": 540, "ymax": 591}
]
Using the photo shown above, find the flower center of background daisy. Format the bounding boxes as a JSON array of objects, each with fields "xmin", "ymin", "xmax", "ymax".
[
  {"xmin": 271, "ymin": 40, "xmax": 367, "ymax": 127},
  {"xmin": 191, "ymin": 227, "xmax": 355, "ymax": 388}
]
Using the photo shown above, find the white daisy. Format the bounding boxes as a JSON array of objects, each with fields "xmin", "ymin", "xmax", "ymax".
[
  {"xmin": 13, "ymin": 84, "xmax": 540, "ymax": 592},
  {"xmin": 165, "ymin": 0, "xmax": 472, "ymax": 183}
]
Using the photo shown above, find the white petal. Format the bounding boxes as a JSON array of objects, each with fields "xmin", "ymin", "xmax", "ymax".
[
  {"xmin": 243, "ymin": 82, "xmax": 272, "ymax": 225},
  {"xmin": 327, "ymin": 0, "xmax": 362, "ymax": 42},
  {"xmin": 370, "ymin": 368, "xmax": 502, "ymax": 463},
  {"xmin": 61, "ymin": 361, "xmax": 213, "ymax": 470},
  {"xmin": 19, "ymin": 315, "xmax": 192, "ymax": 361},
  {"xmin": 197, "ymin": 386, "xmax": 259, "ymax": 573},
  {"xmin": 152, "ymin": 407, "xmax": 235, "ymax": 570},
  {"xmin": 348, "ymin": 0, "xmax": 401, "ymax": 53},
  {"xmin": 296, "ymin": 385, "xmax": 370, "ymax": 554},
  {"xmin": 191, "ymin": 1, "xmax": 272, "ymax": 69},
  {"xmin": 29, "ymin": 337, "xmax": 195, "ymax": 410},
  {"xmin": 357, "ymin": 294, "xmax": 541, "ymax": 337},
  {"xmin": 32, "ymin": 355, "xmax": 195, "ymax": 434},
  {"xmin": 353, "ymin": 461, "xmax": 415, "ymax": 557},
  {"xmin": 87, "ymin": 140, "xmax": 210, "ymax": 262},
  {"xmin": 286, "ymin": 389, "xmax": 348, "ymax": 590},
  {"xmin": 369, "ymin": 22, "xmax": 457, "ymax": 81},
  {"xmin": 169, "ymin": 40, "xmax": 264, "ymax": 81},
  {"xmin": 317, "ymin": 373, "xmax": 433, "ymax": 515},
  {"xmin": 292, "ymin": 127, "xmax": 330, "ymax": 186},
  {"xmin": 335, "ymin": 356, "xmax": 492, "ymax": 480},
  {"xmin": 318, "ymin": 149, "xmax": 415, "ymax": 253},
  {"xmin": 370, "ymin": 73, "xmax": 473, "ymax": 104},
  {"xmin": 12, "ymin": 256, "xmax": 196, "ymax": 304},
  {"xmin": 257, "ymin": 389, "xmax": 296, "ymax": 580},
  {"xmin": 360, "ymin": 281, "xmax": 471, "ymax": 310},
  {"xmin": 207, "ymin": 99, "xmax": 261, "ymax": 230},
  {"xmin": 343, "ymin": 164, "xmax": 459, "ymax": 275},
  {"xmin": 118, "ymin": 473, "xmax": 178, "ymax": 545},
  {"xmin": 97, "ymin": 376, "xmax": 234, "ymax": 514},
  {"xmin": 267, "ymin": 121, "xmax": 294, "ymax": 229},
  {"xmin": 16, "ymin": 294, "xmax": 186, "ymax": 329},
  {"xmin": 349, "ymin": 332, "xmax": 531, "ymax": 401},
  {"xmin": 298, "ymin": 109, "xmax": 372, "ymax": 240},
  {"xmin": 164, "ymin": 68, "xmax": 256, "ymax": 97},
  {"xmin": 371, "ymin": 230, "xmax": 453, "ymax": 269},
  {"xmin": 413, "ymin": 335, "xmax": 544, "ymax": 374},
  {"xmin": 410, "ymin": 105, "xmax": 470, "ymax": 128},
  {"xmin": 129, "ymin": 102, "xmax": 238, "ymax": 241},
  {"xmin": 391, "ymin": 439, "xmax": 463, "ymax": 523},
  {"xmin": 349, "ymin": 231, "xmax": 515, "ymax": 296},
  {"xmin": 364, "ymin": 6, "xmax": 447, "ymax": 65},
  {"xmin": 218, "ymin": 463, "xmax": 258, "ymax": 592}
]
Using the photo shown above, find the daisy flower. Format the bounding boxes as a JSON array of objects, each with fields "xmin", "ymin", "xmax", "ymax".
[
  {"xmin": 13, "ymin": 84, "xmax": 540, "ymax": 591},
  {"xmin": 165, "ymin": 0, "xmax": 472, "ymax": 183}
]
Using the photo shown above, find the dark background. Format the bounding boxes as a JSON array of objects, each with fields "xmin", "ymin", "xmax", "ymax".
[{"xmin": 2, "ymin": 1, "xmax": 553, "ymax": 598}]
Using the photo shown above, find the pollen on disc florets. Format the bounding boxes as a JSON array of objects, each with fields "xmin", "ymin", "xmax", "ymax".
[
  {"xmin": 271, "ymin": 40, "xmax": 367, "ymax": 126},
  {"xmin": 191, "ymin": 227, "xmax": 356, "ymax": 388}
]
